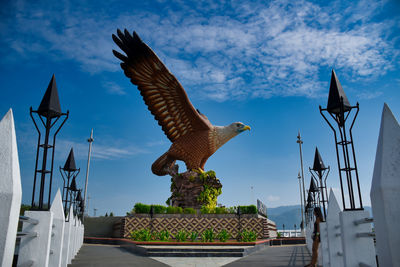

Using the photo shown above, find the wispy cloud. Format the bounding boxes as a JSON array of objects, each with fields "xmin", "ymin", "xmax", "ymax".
[
  {"xmin": 56, "ymin": 139, "xmax": 148, "ymax": 161},
  {"xmin": 145, "ymin": 140, "xmax": 167, "ymax": 147},
  {"xmin": 267, "ymin": 195, "xmax": 281, "ymax": 202},
  {"xmin": 1, "ymin": 0, "xmax": 398, "ymax": 101},
  {"xmin": 102, "ymin": 81, "xmax": 127, "ymax": 95},
  {"xmin": 357, "ymin": 91, "xmax": 383, "ymax": 100}
]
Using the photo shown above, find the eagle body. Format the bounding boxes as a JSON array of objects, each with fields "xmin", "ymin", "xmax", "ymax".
[
  {"xmin": 152, "ymin": 125, "xmax": 242, "ymax": 175},
  {"xmin": 112, "ymin": 29, "xmax": 250, "ymax": 176}
]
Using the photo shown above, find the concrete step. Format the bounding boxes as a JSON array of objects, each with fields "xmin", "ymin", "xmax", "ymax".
[
  {"xmin": 134, "ymin": 245, "xmax": 265, "ymax": 257},
  {"xmin": 145, "ymin": 247, "xmax": 246, "ymax": 253},
  {"xmin": 146, "ymin": 251, "xmax": 245, "ymax": 257}
]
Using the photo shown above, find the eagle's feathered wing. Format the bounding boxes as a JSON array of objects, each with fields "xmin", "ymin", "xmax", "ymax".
[{"xmin": 112, "ymin": 30, "xmax": 213, "ymax": 143}]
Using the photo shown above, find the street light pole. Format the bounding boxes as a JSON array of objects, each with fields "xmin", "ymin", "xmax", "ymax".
[
  {"xmin": 298, "ymin": 172, "xmax": 305, "ymax": 231},
  {"xmin": 297, "ymin": 132, "xmax": 307, "ymax": 224},
  {"xmin": 83, "ymin": 129, "xmax": 94, "ymax": 218},
  {"xmin": 320, "ymin": 70, "xmax": 362, "ymax": 210}
]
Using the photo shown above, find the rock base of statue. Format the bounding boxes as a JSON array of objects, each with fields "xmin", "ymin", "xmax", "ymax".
[{"xmin": 168, "ymin": 170, "xmax": 222, "ymax": 209}]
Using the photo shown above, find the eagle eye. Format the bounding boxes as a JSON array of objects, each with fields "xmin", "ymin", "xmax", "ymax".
[{"xmin": 236, "ymin": 123, "xmax": 241, "ymax": 127}]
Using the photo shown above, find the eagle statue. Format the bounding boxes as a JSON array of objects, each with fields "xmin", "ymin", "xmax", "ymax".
[{"xmin": 112, "ymin": 29, "xmax": 250, "ymax": 176}]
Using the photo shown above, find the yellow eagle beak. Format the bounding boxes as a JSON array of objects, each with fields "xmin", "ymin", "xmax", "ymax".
[{"xmin": 243, "ymin": 125, "xmax": 251, "ymax": 131}]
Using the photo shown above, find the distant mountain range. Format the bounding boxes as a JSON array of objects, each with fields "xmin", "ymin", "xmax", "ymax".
[{"xmin": 268, "ymin": 205, "xmax": 372, "ymax": 229}]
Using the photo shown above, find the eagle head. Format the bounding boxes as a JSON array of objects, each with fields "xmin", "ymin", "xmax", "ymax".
[{"xmin": 231, "ymin": 122, "xmax": 251, "ymax": 133}]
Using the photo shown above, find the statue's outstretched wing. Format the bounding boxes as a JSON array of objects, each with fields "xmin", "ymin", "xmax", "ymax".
[{"xmin": 112, "ymin": 29, "xmax": 212, "ymax": 142}]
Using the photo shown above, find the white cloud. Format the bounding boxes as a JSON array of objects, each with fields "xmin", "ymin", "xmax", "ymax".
[
  {"xmin": 145, "ymin": 140, "xmax": 167, "ymax": 147},
  {"xmin": 357, "ymin": 91, "xmax": 383, "ymax": 100},
  {"xmin": 103, "ymin": 81, "xmax": 127, "ymax": 95},
  {"xmin": 267, "ymin": 195, "xmax": 281, "ymax": 202},
  {"xmin": 1, "ymin": 0, "xmax": 398, "ymax": 101},
  {"xmin": 56, "ymin": 139, "xmax": 148, "ymax": 161}
]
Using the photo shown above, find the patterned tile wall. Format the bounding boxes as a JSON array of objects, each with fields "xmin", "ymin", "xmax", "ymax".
[{"xmin": 122, "ymin": 216, "xmax": 276, "ymax": 239}]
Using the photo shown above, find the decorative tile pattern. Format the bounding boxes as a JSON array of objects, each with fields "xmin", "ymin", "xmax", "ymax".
[{"xmin": 122, "ymin": 216, "xmax": 276, "ymax": 239}]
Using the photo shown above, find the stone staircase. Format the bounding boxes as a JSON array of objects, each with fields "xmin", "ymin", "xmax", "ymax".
[{"xmin": 130, "ymin": 244, "xmax": 268, "ymax": 257}]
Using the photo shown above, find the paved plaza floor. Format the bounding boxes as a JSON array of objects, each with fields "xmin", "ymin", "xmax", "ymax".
[{"xmin": 69, "ymin": 244, "xmax": 311, "ymax": 267}]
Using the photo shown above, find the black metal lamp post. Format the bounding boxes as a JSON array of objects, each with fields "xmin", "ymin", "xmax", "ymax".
[
  {"xmin": 69, "ymin": 178, "xmax": 78, "ymax": 207},
  {"xmin": 75, "ymin": 190, "xmax": 83, "ymax": 218},
  {"xmin": 306, "ymin": 192, "xmax": 314, "ymax": 222},
  {"xmin": 309, "ymin": 147, "xmax": 330, "ymax": 221},
  {"xmin": 68, "ymin": 176, "xmax": 79, "ymax": 220},
  {"xmin": 79, "ymin": 199, "xmax": 84, "ymax": 218},
  {"xmin": 30, "ymin": 75, "xmax": 69, "ymax": 210},
  {"xmin": 320, "ymin": 70, "xmax": 363, "ymax": 210},
  {"xmin": 60, "ymin": 148, "xmax": 80, "ymax": 219},
  {"xmin": 309, "ymin": 178, "xmax": 320, "ymax": 209}
]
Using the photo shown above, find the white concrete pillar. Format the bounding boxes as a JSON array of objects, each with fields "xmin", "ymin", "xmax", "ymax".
[
  {"xmin": 0, "ymin": 109, "xmax": 22, "ymax": 267},
  {"xmin": 326, "ymin": 189, "xmax": 344, "ymax": 267},
  {"xmin": 81, "ymin": 225, "xmax": 84, "ymax": 247},
  {"xmin": 67, "ymin": 208, "xmax": 75, "ymax": 264},
  {"xmin": 370, "ymin": 103, "xmax": 400, "ymax": 267},
  {"xmin": 74, "ymin": 220, "xmax": 79, "ymax": 255},
  {"xmin": 74, "ymin": 217, "xmax": 78, "ymax": 256},
  {"xmin": 320, "ymin": 222, "xmax": 329, "ymax": 267},
  {"xmin": 79, "ymin": 221, "xmax": 83, "ymax": 249},
  {"xmin": 306, "ymin": 219, "xmax": 314, "ymax": 252},
  {"xmin": 69, "ymin": 215, "xmax": 76, "ymax": 261},
  {"xmin": 18, "ymin": 211, "xmax": 54, "ymax": 267},
  {"xmin": 340, "ymin": 210, "xmax": 376, "ymax": 267},
  {"xmin": 61, "ymin": 210, "xmax": 72, "ymax": 267},
  {"xmin": 49, "ymin": 190, "xmax": 65, "ymax": 267}
]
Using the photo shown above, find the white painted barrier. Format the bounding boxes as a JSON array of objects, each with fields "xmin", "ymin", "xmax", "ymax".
[
  {"xmin": 340, "ymin": 210, "xmax": 376, "ymax": 267},
  {"xmin": 49, "ymin": 190, "xmax": 65, "ymax": 267},
  {"xmin": 18, "ymin": 210, "xmax": 54, "ymax": 267},
  {"xmin": 61, "ymin": 207, "xmax": 73, "ymax": 267},
  {"xmin": 370, "ymin": 103, "xmax": 400, "ymax": 267},
  {"xmin": 0, "ymin": 108, "xmax": 85, "ymax": 267},
  {"xmin": 320, "ymin": 222, "xmax": 329, "ymax": 267},
  {"xmin": 68, "ymin": 215, "xmax": 76, "ymax": 263},
  {"xmin": 305, "ymin": 103, "xmax": 400, "ymax": 266},
  {"xmin": 326, "ymin": 189, "xmax": 343, "ymax": 267},
  {"xmin": 17, "ymin": 198, "xmax": 84, "ymax": 267},
  {"xmin": 0, "ymin": 109, "xmax": 22, "ymax": 267}
]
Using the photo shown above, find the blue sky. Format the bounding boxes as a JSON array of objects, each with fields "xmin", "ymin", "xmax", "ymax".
[{"xmin": 1, "ymin": 0, "xmax": 399, "ymax": 216}]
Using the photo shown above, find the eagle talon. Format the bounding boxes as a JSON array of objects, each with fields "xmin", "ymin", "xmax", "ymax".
[{"xmin": 192, "ymin": 168, "xmax": 205, "ymax": 174}]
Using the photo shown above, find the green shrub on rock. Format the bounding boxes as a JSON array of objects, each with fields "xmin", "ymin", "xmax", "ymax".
[{"xmin": 200, "ymin": 206, "xmax": 215, "ymax": 214}]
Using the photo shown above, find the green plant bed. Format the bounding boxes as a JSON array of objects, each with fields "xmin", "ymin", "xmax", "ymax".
[
  {"xmin": 130, "ymin": 239, "xmax": 261, "ymax": 244},
  {"xmin": 130, "ymin": 228, "xmax": 258, "ymax": 243}
]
